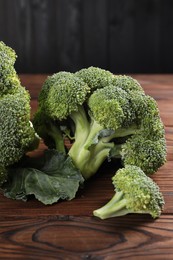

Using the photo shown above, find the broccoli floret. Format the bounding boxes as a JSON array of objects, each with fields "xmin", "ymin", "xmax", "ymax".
[
  {"xmin": 39, "ymin": 71, "xmax": 90, "ymax": 120},
  {"xmin": 112, "ymin": 75, "xmax": 144, "ymax": 93},
  {"xmin": 109, "ymin": 89, "xmax": 167, "ymax": 173},
  {"xmin": 33, "ymin": 67, "xmax": 167, "ymax": 180},
  {"xmin": 75, "ymin": 66, "xmax": 115, "ymax": 90},
  {"xmin": 0, "ymin": 41, "xmax": 20, "ymax": 96},
  {"xmin": 93, "ymin": 165, "xmax": 164, "ymax": 219},
  {"xmin": 121, "ymin": 135, "xmax": 167, "ymax": 174}
]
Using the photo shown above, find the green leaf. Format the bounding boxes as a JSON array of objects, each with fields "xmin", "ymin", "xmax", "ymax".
[{"xmin": 2, "ymin": 150, "xmax": 84, "ymax": 205}]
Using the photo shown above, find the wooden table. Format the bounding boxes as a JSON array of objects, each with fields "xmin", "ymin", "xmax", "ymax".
[{"xmin": 0, "ymin": 74, "xmax": 173, "ymax": 260}]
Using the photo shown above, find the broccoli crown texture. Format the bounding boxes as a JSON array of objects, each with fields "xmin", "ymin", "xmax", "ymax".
[
  {"xmin": 121, "ymin": 135, "xmax": 167, "ymax": 174},
  {"xmin": 75, "ymin": 66, "xmax": 115, "ymax": 90},
  {"xmin": 0, "ymin": 41, "xmax": 20, "ymax": 96},
  {"xmin": 39, "ymin": 71, "xmax": 90, "ymax": 120},
  {"xmin": 93, "ymin": 165, "xmax": 164, "ymax": 219},
  {"xmin": 0, "ymin": 166, "xmax": 7, "ymax": 186},
  {"xmin": 33, "ymin": 67, "xmax": 167, "ymax": 180},
  {"xmin": 88, "ymin": 85, "xmax": 132, "ymax": 129},
  {"xmin": 0, "ymin": 88, "xmax": 38, "ymax": 168},
  {"xmin": 112, "ymin": 75, "xmax": 144, "ymax": 93}
]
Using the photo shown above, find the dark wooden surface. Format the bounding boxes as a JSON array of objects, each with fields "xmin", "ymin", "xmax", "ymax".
[
  {"xmin": 0, "ymin": 74, "xmax": 173, "ymax": 259},
  {"xmin": 1, "ymin": 0, "xmax": 173, "ymax": 74}
]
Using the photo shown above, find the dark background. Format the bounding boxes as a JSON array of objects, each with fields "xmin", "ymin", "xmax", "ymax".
[{"xmin": 0, "ymin": 0, "xmax": 173, "ymax": 74}]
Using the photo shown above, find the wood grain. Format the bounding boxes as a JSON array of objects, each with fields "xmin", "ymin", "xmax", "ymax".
[
  {"xmin": 0, "ymin": 215, "xmax": 173, "ymax": 259},
  {"xmin": 0, "ymin": 74, "xmax": 172, "ymax": 259}
]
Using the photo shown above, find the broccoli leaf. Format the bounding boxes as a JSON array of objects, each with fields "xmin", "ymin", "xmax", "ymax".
[{"xmin": 2, "ymin": 150, "xmax": 84, "ymax": 205}]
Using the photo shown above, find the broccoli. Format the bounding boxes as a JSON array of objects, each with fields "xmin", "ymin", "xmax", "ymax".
[
  {"xmin": 0, "ymin": 42, "xmax": 39, "ymax": 185},
  {"xmin": 0, "ymin": 41, "xmax": 21, "ymax": 96},
  {"xmin": 33, "ymin": 66, "xmax": 166, "ymax": 180},
  {"xmin": 93, "ymin": 165, "xmax": 164, "ymax": 219}
]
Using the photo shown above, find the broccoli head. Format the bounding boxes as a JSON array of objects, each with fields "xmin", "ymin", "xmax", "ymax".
[
  {"xmin": 0, "ymin": 42, "xmax": 39, "ymax": 185},
  {"xmin": 93, "ymin": 165, "xmax": 164, "ymax": 219},
  {"xmin": 33, "ymin": 67, "xmax": 167, "ymax": 180}
]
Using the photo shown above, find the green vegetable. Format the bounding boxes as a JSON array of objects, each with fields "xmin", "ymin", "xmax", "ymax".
[
  {"xmin": 0, "ymin": 42, "xmax": 39, "ymax": 185},
  {"xmin": 0, "ymin": 42, "xmax": 166, "ymax": 213},
  {"xmin": 33, "ymin": 66, "xmax": 166, "ymax": 180},
  {"xmin": 2, "ymin": 150, "xmax": 84, "ymax": 204},
  {"xmin": 93, "ymin": 165, "xmax": 164, "ymax": 219},
  {"xmin": 0, "ymin": 41, "xmax": 21, "ymax": 96}
]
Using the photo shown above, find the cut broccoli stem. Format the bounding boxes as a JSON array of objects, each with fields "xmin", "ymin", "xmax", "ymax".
[{"xmin": 93, "ymin": 191, "xmax": 131, "ymax": 219}]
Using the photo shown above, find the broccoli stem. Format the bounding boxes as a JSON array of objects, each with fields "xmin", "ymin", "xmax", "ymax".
[
  {"xmin": 69, "ymin": 116, "xmax": 110, "ymax": 179},
  {"xmin": 70, "ymin": 105, "xmax": 91, "ymax": 148},
  {"xmin": 48, "ymin": 122, "xmax": 66, "ymax": 154},
  {"xmin": 104, "ymin": 125, "xmax": 138, "ymax": 142},
  {"xmin": 93, "ymin": 191, "xmax": 130, "ymax": 219},
  {"xmin": 69, "ymin": 110, "xmax": 139, "ymax": 179}
]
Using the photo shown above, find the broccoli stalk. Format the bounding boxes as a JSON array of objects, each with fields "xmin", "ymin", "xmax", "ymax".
[
  {"xmin": 69, "ymin": 116, "xmax": 138, "ymax": 179},
  {"xmin": 93, "ymin": 165, "xmax": 165, "ymax": 219},
  {"xmin": 46, "ymin": 121, "xmax": 66, "ymax": 153},
  {"xmin": 93, "ymin": 191, "xmax": 129, "ymax": 219}
]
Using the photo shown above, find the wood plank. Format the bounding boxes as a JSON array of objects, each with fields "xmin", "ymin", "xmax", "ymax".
[
  {"xmin": 0, "ymin": 74, "xmax": 172, "ymax": 259},
  {"xmin": 0, "ymin": 215, "xmax": 173, "ymax": 259}
]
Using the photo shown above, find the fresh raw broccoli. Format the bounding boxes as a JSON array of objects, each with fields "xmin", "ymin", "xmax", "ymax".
[
  {"xmin": 93, "ymin": 165, "xmax": 164, "ymax": 219},
  {"xmin": 33, "ymin": 66, "xmax": 166, "ymax": 180},
  {"xmin": 0, "ymin": 41, "xmax": 21, "ymax": 96},
  {"xmin": 0, "ymin": 42, "xmax": 39, "ymax": 185},
  {"xmin": 0, "ymin": 88, "xmax": 40, "ymax": 185}
]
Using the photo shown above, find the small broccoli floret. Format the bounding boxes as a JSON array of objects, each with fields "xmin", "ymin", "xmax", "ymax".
[
  {"xmin": 0, "ymin": 41, "xmax": 20, "ymax": 96},
  {"xmin": 93, "ymin": 165, "xmax": 164, "ymax": 219}
]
